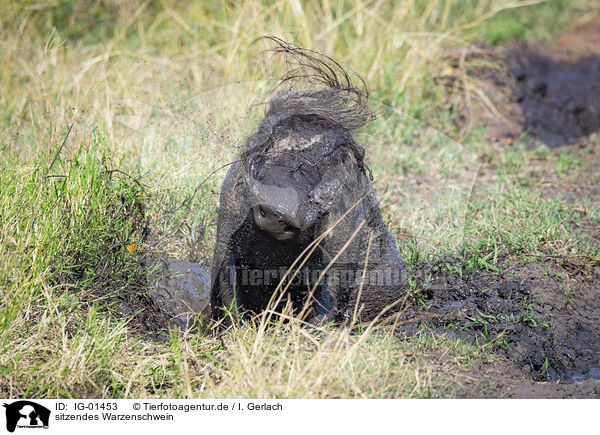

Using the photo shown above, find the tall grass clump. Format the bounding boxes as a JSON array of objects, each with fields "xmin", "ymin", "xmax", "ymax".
[{"xmin": 0, "ymin": 130, "xmax": 157, "ymax": 396}]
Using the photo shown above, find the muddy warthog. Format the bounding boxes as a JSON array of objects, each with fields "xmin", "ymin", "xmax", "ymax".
[{"xmin": 210, "ymin": 38, "xmax": 405, "ymax": 324}]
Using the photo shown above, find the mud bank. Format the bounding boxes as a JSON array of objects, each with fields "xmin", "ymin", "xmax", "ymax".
[
  {"xmin": 455, "ymin": 19, "xmax": 600, "ymax": 146},
  {"xmin": 399, "ymin": 257, "xmax": 600, "ymax": 389}
]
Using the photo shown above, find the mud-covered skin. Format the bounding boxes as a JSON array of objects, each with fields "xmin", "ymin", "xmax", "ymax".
[
  {"xmin": 210, "ymin": 41, "xmax": 405, "ymax": 323},
  {"xmin": 222, "ymin": 211, "xmax": 323, "ymax": 315},
  {"xmin": 252, "ymin": 203, "xmax": 306, "ymax": 241},
  {"xmin": 211, "ymin": 117, "xmax": 405, "ymax": 322}
]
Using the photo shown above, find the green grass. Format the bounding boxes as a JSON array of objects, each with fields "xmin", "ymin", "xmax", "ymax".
[
  {"xmin": 470, "ymin": 0, "xmax": 583, "ymax": 44},
  {"xmin": 0, "ymin": 137, "xmax": 147, "ymax": 397},
  {"xmin": 1, "ymin": 0, "xmax": 599, "ymax": 398},
  {"xmin": 555, "ymin": 150, "xmax": 584, "ymax": 178}
]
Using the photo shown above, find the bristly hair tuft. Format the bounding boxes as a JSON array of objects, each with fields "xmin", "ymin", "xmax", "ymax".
[
  {"xmin": 262, "ymin": 36, "xmax": 373, "ymax": 132},
  {"xmin": 243, "ymin": 37, "xmax": 374, "ymax": 178}
]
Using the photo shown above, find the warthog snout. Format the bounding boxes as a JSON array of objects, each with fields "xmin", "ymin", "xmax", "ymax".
[
  {"xmin": 252, "ymin": 203, "xmax": 307, "ymax": 241},
  {"xmin": 244, "ymin": 149, "xmax": 316, "ymax": 241}
]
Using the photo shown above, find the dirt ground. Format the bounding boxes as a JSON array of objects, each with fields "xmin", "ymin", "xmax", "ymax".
[
  {"xmin": 455, "ymin": 18, "xmax": 600, "ymax": 147},
  {"xmin": 398, "ymin": 255, "xmax": 600, "ymax": 397},
  {"xmin": 424, "ymin": 18, "xmax": 600, "ymax": 398}
]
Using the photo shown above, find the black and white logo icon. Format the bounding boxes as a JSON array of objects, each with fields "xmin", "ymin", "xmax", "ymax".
[{"xmin": 3, "ymin": 401, "xmax": 50, "ymax": 433}]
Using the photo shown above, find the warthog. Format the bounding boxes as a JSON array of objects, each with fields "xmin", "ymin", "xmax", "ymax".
[{"xmin": 210, "ymin": 38, "xmax": 405, "ymax": 323}]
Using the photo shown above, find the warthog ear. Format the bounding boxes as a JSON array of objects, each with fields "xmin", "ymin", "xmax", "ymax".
[{"xmin": 309, "ymin": 161, "xmax": 351, "ymax": 214}]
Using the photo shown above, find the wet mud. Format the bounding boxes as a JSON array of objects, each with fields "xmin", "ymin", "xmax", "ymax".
[
  {"xmin": 506, "ymin": 46, "xmax": 600, "ymax": 146},
  {"xmin": 150, "ymin": 260, "xmax": 211, "ymax": 330},
  {"xmin": 398, "ymin": 257, "xmax": 600, "ymax": 388},
  {"xmin": 454, "ymin": 19, "xmax": 600, "ymax": 146}
]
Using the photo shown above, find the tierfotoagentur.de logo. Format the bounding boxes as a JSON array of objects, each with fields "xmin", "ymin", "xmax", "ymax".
[{"xmin": 2, "ymin": 401, "xmax": 50, "ymax": 433}]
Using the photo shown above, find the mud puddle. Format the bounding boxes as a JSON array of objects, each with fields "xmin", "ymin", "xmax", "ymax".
[
  {"xmin": 504, "ymin": 43, "xmax": 600, "ymax": 146},
  {"xmin": 397, "ymin": 256, "xmax": 600, "ymax": 392},
  {"xmin": 454, "ymin": 19, "xmax": 600, "ymax": 146},
  {"xmin": 572, "ymin": 366, "xmax": 600, "ymax": 383}
]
